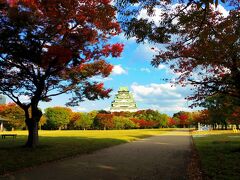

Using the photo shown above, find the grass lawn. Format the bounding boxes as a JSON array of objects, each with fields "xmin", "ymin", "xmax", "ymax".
[
  {"xmin": 192, "ymin": 130, "xmax": 240, "ymax": 179},
  {"xmin": 0, "ymin": 129, "xmax": 168, "ymax": 175}
]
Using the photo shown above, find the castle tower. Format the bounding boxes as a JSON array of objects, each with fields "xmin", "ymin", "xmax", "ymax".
[{"xmin": 110, "ymin": 87, "xmax": 138, "ymax": 112}]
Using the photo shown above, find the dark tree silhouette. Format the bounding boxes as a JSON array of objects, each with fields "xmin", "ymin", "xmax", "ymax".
[{"xmin": 116, "ymin": 0, "xmax": 240, "ymax": 105}]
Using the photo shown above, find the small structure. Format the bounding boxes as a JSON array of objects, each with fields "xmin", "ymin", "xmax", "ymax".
[
  {"xmin": 0, "ymin": 95, "xmax": 6, "ymax": 105},
  {"xmin": 1, "ymin": 134, "xmax": 17, "ymax": 139},
  {"xmin": 110, "ymin": 87, "xmax": 138, "ymax": 112},
  {"xmin": 198, "ymin": 122, "xmax": 211, "ymax": 131},
  {"xmin": 0, "ymin": 117, "xmax": 8, "ymax": 132},
  {"xmin": 0, "ymin": 95, "xmax": 6, "ymax": 131}
]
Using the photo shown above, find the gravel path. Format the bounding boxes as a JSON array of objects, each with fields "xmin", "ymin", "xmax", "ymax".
[{"xmin": 2, "ymin": 129, "xmax": 192, "ymax": 180}]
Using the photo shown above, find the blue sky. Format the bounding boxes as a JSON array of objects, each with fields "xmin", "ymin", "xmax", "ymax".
[{"xmin": 36, "ymin": 33, "xmax": 195, "ymax": 116}]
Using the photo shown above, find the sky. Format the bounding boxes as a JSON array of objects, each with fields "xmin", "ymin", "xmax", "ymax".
[
  {"xmin": 37, "ymin": 33, "xmax": 195, "ymax": 116},
  {"xmin": 5, "ymin": 3, "xmax": 230, "ymax": 116}
]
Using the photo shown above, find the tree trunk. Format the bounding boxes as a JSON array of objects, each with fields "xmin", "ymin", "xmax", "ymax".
[
  {"xmin": 24, "ymin": 107, "xmax": 42, "ymax": 148},
  {"xmin": 25, "ymin": 118, "xmax": 39, "ymax": 148}
]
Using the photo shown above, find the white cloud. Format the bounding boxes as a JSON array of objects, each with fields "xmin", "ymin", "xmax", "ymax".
[
  {"xmin": 157, "ymin": 64, "xmax": 167, "ymax": 70},
  {"xmin": 19, "ymin": 95, "xmax": 30, "ymax": 103},
  {"xmin": 104, "ymin": 107, "xmax": 110, "ymax": 111},
  {"xmin": 70, "ymin": 106, "xmax": 88, "ymax": 112},
  {"xmin": 138, "ymin": 3, "xmax": 229, "ymax": 28},
  {"xmin": 140, "ymin": 68, "xmax": 151, "ymax": 73},
  {"xmin": 90, "ymin": 76, "xmax": 113, "ymax": 82},
  {"xmin": 213, "ymin": 4, "xmax": 229, "ymax": 17},
  {"xmin": 138, "ymin": 8, "xmax": 163, "ymax": 26},
  {"xmin": 76, "ymin": 107, "xmax": 88, "ymax": 112},
  {"xmin": 116, "ymin": 33, "xmax": 137, "ymax": 44},
  {"xmin": 133, "ymin": 44, "xmax": 157, "ymax": 61},
  {"xmin": 112, "ymin": 65, "xmax": 127, "ymax": 75},
  {"xmin": 131, "ymin": 83, "xmax": 182, "ymax": 98},
  {"xmin": 150, "ymin": 104, "xmax": 193, "ymax": 113},
  {"xmin": 131, "ymin": 83, "xmax": 194, "ymax": 115}
]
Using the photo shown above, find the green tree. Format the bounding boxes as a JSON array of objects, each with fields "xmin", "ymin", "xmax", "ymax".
[
  {"xmin": 158, "ymin": 113, "xmax": 169, "ymax": 127},
  {"xmin": 88, "ymin": 110, "xmax": 99, "ymax": 121},
  {"xmin": 134, "ymin": 110, "xmax": 157, "ymax": 121},
  {"xmin": 112, "ymin": 116, "xmax": 136, "ymax": 129},
  {"xmin": 44, "ymin": 107, "xmax": 72, "ymax": 130},
  {"xmin": 228, "ymin": 107, "xmax": 240, "ymax": 129},
  {"xmin": 124, "ymin": 117, "xmax": 136, "ymax": 129},
  {"xmin": 133, "ymin": 109, "xmax": 169, "ymax": 127},
  {"xmin": 39, "ymin": 115, "xmax": 47, "ymax": 130},
  {"xmin": 201, "ymin": 94, "xmax": 239, "ymax": 129},
  {"xmin": 113, "ymin": 116, "xmax": 125, "ymax": 129},
  {"xmin": 71, "ymin": 112, "xmax": 93, "ymax": 130}
]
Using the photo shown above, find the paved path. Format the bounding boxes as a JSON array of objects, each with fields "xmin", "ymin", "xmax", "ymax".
[{"xmin": 2, "ymin": 130, "xmax": 192, "ymax": 180}]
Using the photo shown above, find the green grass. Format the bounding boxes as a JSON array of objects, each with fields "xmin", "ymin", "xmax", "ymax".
[
  {"xmin": 0, "ymin": 129, "xmax": 167, "ymax": 175},
  {"xmin": 192, "ymin": 131, "xmax": 240, "ymax": 180}
]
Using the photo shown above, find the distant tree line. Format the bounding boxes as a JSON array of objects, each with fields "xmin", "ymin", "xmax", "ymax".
[{"xmin": 0, "ymin": 103, "xmax": 239, "ymax": 130}]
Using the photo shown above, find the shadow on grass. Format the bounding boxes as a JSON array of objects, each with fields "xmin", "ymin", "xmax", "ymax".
[{"xmin": 0, "ymin": 135, "xmax": 129, "ymax": 175}]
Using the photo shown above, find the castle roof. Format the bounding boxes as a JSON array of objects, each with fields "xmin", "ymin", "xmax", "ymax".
[{"xmin": 110, "ymin": 87, "xmax": 138, "ymax": 112}]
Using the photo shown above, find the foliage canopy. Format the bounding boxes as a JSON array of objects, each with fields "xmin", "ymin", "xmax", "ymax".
[
  {"xmin": 0, "ymin": 0, "xmax": 123, "ymax": 147},
  {"xmin": 116, "ymin": 0, "xmax": 240, "ymax": 105}
]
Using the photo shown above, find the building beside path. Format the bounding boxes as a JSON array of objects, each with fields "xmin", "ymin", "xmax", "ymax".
[
  {"xmin": 110, "ymin": 87, "xmax": 138, "ymax": 112},
  {"xmin": 0, "ymin": 95, "xmax": 6, "ymax": 105},
  {"xmin": 0, "ymin": 95, "xmax": 6, "ymax": 131},
  {"xmin": 0, "ymin": 117, "xmax": 8, "ymax": 131}
]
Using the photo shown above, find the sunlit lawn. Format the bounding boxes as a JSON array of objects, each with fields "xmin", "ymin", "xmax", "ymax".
[
  {"xmin": 0, "ymin": 129, "xmax": 169, "ymax": 175},
  {"xmin": 192, "ymin": 130, "xmax": 240, "ymax": 179}
]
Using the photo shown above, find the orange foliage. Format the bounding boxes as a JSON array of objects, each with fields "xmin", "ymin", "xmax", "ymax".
[{"xmin": 95, "ymin": 113, "xmax": 114, "ymax": 129}]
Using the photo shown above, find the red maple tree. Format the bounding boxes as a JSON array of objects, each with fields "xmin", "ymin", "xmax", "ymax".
[
  {"xmin": 130, "ymin": 118, "xmax": 157, "ymax": 128},
  {"xmin": 0, "ymin": 0, "xmax": 123, "ymax": 147},
  {"xmin": 94, "ymin": 113, "xmax": 114, "ymax": 130},
  {"xmin": 167, "ymin": 118, "xmax": 177, "ymax": 127}
]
